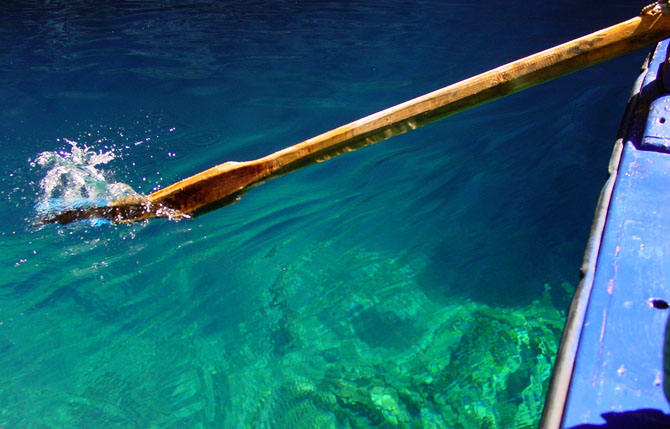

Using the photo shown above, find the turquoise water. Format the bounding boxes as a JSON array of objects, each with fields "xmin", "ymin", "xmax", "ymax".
[{"xmin": 0, "ymin": 1, "xmax": 652, "ymax": 427}]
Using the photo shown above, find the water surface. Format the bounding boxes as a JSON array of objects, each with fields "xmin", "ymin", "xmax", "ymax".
[{"xmin": 0, "ymin": 1, "xmax": 651, "ymax": 427}]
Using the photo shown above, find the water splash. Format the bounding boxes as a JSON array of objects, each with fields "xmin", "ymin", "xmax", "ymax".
[{"xmin": 32, "ymin": 138, "xmax": 140, "ymax": 221}]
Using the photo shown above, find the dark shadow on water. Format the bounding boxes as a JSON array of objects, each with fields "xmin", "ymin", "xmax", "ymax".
[{"xmin": 568, "ymin": 409, "xmax": 670, "ymax": 429}]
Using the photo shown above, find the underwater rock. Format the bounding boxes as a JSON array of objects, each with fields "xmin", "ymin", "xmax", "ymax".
[
  {"xmin": 370, "ymin": 386, "xmax": 411, "ymax": 425},
  {"xmin": 229, "ymin": 246, "xmax": 567, "ymax": 428}
]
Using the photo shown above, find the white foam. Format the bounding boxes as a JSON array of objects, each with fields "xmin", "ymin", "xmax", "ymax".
[{"xmin": 32, "ymin": 139, "xmax": 139, "ymax": 216}]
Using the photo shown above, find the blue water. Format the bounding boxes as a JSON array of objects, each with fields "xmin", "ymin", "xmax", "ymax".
[{"xmin": 0, "ymin": 1, "xmax": 653, "ymax": 427}]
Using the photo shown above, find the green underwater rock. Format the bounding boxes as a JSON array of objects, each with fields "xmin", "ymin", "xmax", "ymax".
[{"xmin": 232, "ymin": 245, "xmax": 569, "ymax": 428}]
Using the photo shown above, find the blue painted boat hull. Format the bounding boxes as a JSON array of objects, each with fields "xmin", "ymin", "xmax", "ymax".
[{"xmin": 542, "ymin": 40, "xmax": 670, "ymax": 428}]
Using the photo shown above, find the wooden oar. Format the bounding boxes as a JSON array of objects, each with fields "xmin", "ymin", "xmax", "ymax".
[{"xmin": 44, "ymin": 3, "xmax": 670, "ymax": 225}]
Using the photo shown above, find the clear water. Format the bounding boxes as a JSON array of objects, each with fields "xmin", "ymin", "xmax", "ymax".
[{"xmin": 0, "ymin": 1, "xmax": 651, "ymax": 427}]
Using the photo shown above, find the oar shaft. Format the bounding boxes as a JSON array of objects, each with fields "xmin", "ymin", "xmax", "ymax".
[{"xmin": 262, "ymin": 9, "xmax": 670, "ymax": 170}]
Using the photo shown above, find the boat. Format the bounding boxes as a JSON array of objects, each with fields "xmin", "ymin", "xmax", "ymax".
[{"xmin": 541, "ymin": 39, "xmax": 670, "ymax": 428}]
